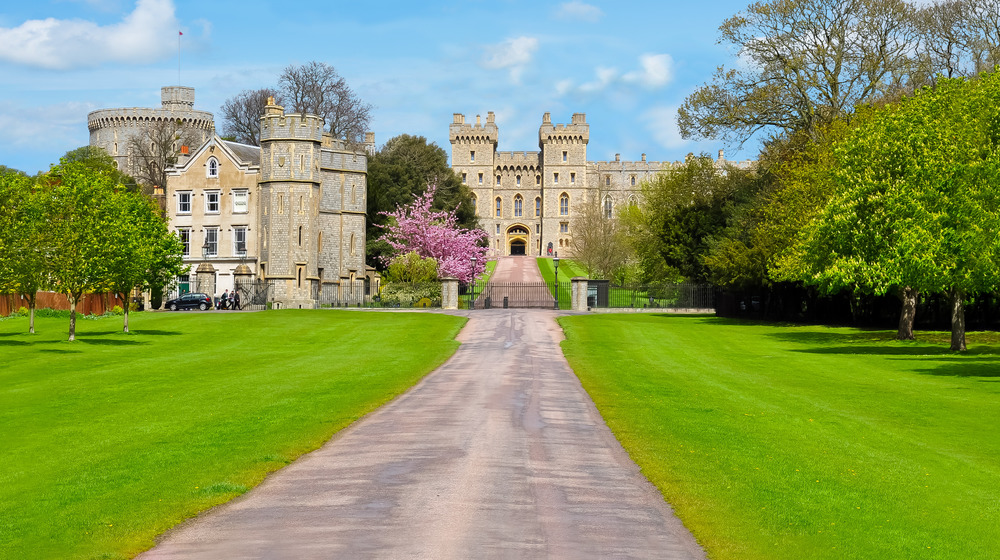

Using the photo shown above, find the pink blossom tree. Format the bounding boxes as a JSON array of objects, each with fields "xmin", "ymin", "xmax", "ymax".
[{"xmin": 378, "ymin": 183, "xmax": 489, "ymax": 283}]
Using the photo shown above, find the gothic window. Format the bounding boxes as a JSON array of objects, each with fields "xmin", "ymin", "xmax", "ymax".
[
  {"xmin": 514, "ymin": 194, "xmax": 523, "ymax": 217},
  {"xmin": 604, "ymin": 195, "xmax": 613, "ymax": 219},
  {"xmin": 630, "ymin": 175, "xmax": 636, "ymax": 186},
  {"xmin": 536, "ymin": 175, "xmax": 540, "ymax": 185},
  {"xmin": 535, "ymin": 197, "xmax": 541, "ymax": 217},
  {"xmin": 559, "ymin": 193, "xmax": 569, "ymax": 216},
  {"xmin": 605, "ymin": 176, "xmax": 611, "ymax": 187},
  {"xmin": 516, "ymin": 175, "xmax": 521, "ymax": 186},
  {"xmin": 207, "ymin": 157, "xmax": 219, "ymax": 178},
  {"xmin": 554, "ymin": 173, "xmax": 559, "ymax": 184},
  {"xmin": 495, "ymin": 197, "xmax": 502, "ymax": 217},
  {"xmin": 560, "ymin": 222, "xmax": 569, "ymax": 233},
  {"xmin": 471, "ymin": 193, "xmax": 478, "ymax": 215},
  {"xmin": 496, "ymin": 175, "xmax": 501, "ymax": 186},
  {"xmin": 629, "ymin": 195, "xmax": 638, "ymax": 207}
]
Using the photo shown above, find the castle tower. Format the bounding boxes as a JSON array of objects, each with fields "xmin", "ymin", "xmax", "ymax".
[
  {"xmin": 539, "ymin": 112, "xmax": 588, "ymax": 257},
  {"xmin": 450, "ymin": 112, "xmax": 499, "ymax": 221},
  {"xmin": 258, "ymin": 100, "xmax": 324, "ymax": 308}
]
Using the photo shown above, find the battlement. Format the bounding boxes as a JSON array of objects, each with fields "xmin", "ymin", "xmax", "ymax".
[
  {"xmin": 260, "ymin": 102, "xmax": 324, "ymax": 143},
  {"xmin": 161, "ymin": 86, "xmax": 195, "ymax": 110},
  {"xmin": 449, "ymin": 112, "xmax": 499, "ymax": 144},
  {"xmin": 539, "ymin": 112, "xmax": 589, "ymax": 146},
  {"xmin": 496, "ymin": 151, "xmax": 541, "ymax": 164}
]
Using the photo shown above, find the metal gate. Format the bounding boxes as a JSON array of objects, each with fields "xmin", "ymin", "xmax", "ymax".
[
  {"xmin": 234, "ymin": 278, "xmax": 274, "ymax": 311},
  {"xmin": 465, "ymin": 281, "xmax": 558, "ymax": 309}
]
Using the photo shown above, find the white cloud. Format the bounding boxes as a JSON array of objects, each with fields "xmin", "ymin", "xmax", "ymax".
[
  {"xmin": 555, "ymin": 79, "xmax": 574, "ymax": 96},
  {"xmin": 623, "ymin": 53, "xmax": 674, "ymax": 89},
  {"xmin": 554, "ymin": 2, "xmax": 604, "ymax": 22},
  {"xmin": 481, "ymin": 36, "xmax": 539, "ymax": 83},
  {"xmin": 0, "ymin": 0, "xmax": 180, "ymax": 70},
  {"xmin": 579, "ymin": 66, "xmax": 618, "ymax": 93},
  {"xmin": 644, "ymin": 106, "xmax": 689, "ymax": 150}
]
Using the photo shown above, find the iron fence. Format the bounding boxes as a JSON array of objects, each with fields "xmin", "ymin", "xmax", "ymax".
[
  {"xmin": 464, "ymin": 281, "xmax": 560, "ymax": 309},
  {"xmin": 234, "ymin": 278, "xmax": 274, "ymax": 311},
  {"xmin": 592, "ymin": 282, "xmax": 715, "ymax": 309}
]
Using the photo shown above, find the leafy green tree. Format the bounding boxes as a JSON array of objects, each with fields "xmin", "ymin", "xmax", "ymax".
[
  {"xmin": 796, "ymin": 72, "xmax": 1000, "ymax": 351},
  {"xmin": 383, "ymin": 252, "xmax": 439, "ymax": 283},
  {"xmin": 678, "ymin": 0, "xmax": 920, "ymax": 145},
  {"xmin": 367, "ymin": 134, "xmax": 476, "ymax": 267},
  {"xmin": 0, "ymin": 171, "xmax": 49, "ymax": 333},
  {"xmin": 61, "ymin": 146, "xmax": 138, "ymax": 191}
]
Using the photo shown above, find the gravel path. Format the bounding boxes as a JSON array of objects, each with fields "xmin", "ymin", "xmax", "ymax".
[{"xmin": 139, "ymin": 308, "xmax": 705, "ymax": 559}]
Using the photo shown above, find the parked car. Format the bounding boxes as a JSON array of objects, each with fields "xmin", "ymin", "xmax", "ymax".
[{"xmin": 165, "ymin": 292, "xmax": 213, "ymax": 311}]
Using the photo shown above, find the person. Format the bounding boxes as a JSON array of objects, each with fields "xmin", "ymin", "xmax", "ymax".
[
  {"xmin": 220, "ymin": 289, "xmax": 229, "ymax": 310},
  {"xmin": 232, "ymin": 289, "xmax": 241, "ymax": 311}
]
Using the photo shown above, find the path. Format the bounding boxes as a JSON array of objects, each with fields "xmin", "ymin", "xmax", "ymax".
[
  {"xmin": 139, "ymin": 309, "xmax": 705, "ymax": 559},
  {"xmin": 474, "ymin": 256, "xmax": 555, "ymax": 309}
]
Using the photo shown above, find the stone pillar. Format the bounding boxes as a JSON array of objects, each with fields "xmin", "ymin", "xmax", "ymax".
[
  {"xmin": 441, "ymin": 277, "xmax": 459, "ymax": 310},
  {"xmin": 233, "ymin": 264, "xmax": 253, "ymax": 289},
  {"xmin": 196, "ymin": 263, "xmax": 216, "ymax": 299},
  {"xmin": 571, "ymin": 277, "xmax": 589, "ymax": 311}
]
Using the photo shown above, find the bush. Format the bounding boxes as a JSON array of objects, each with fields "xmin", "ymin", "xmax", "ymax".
[
  {"xmin": 379, "ymin": 282, "xmax": 442, "ymax": 307},
  {"xmin": 110, "ymin": 305, "xmax": 124, "ymax": 316}
]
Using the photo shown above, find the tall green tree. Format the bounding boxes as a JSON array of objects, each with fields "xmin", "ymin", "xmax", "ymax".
[
  {"xmin": 366, "ymin": 134, "xmax": 476, "ymax": 267},
  {"xmin": 0, "ymin": 170, "xmax": 49, "ymax": 333},
  {"xmin": 796, "ymin": 72, "xmax": 1000, "ymax": 351}
]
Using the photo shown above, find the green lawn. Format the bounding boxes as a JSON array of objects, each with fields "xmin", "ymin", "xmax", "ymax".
[
  {"xmin": 1, "ymin": 310, "xmax": 465, "ymax": 559},
  {"xmin": 559, "ymin": 314, "xmax": 1000, "ymax": 560},
  {"xmin": 536, "ymin": 257, "xmax": 588, "ymax": 309}
]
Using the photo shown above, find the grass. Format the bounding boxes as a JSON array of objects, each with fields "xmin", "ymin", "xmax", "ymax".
[
  {"xmin": 1, "ymin": 309, "xmax": 466, "ymax": 559},
  {"xmin": 559, "ymin": 314, "xmax": 1000, "ymax": 560},
  {"xmin": 536, "ymin": 257, "xmax": 588, "ymax": 309}
]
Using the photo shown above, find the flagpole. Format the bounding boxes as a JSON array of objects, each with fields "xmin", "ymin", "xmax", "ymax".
[{"xmin": 177, "ymin": 31, "xmax": 182, "ymax": 85}]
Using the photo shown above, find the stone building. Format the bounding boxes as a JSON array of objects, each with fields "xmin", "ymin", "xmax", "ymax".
[
  {"xmin": 91, "ymin": 87, "xmax": 372, "ymax": 309},
  {"xmin": 450, "ymin": 111, "xmax": 752, "ymax": 257}
]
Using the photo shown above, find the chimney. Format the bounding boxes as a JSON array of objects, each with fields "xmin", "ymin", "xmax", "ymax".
[
  {"xmin": 487, "ymin": 111, "xmax": 495, "ymax": 123},
  {"xmin": 476, "ymin": 114, "xmax": 481, "ymax": 125},
  {"xmin": 641, "ymin": 153, "xmax": 646, "ymax": 162}
]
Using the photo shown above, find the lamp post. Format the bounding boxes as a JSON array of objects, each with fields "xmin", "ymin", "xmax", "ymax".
[
  {"xmin": 553, "ymin": 253, "xmax": 560, "ymax": 310},
  {"xmin": 470, "ymin": 256, "xmax": 478, "ymax": 310},
  {"xmin": 201, "ymin": 241, "xmax": 210, "ymax": 260}
]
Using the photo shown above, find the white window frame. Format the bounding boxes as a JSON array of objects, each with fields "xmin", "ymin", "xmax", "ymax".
[
  {"xmin": 177, "ymin": 191, "xmax": 192, "ymax": 214},
  {"xmin": 232, "ymin": 189, "xmax": 249, "ymax": 214},
  {"xmin": 177, "ymin": 227, "xmax": 191, "ymax": 256},
  {"xmin": 233, "ymin": 226, "xmax": 247, "ymax": 256},
  {"xmin": 205, "ymin": 190, "xmax": 221, "ymax": 214},
  {"xmin": 207, "ymin": 157, "xmax": 219, "ymax": 178},
  {"xmin": 204, "ymin": 227, "xmax": 219, "ymax": 257}
]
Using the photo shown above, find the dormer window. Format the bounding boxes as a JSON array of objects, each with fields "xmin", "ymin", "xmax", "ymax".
[{"xmin": 207, "ymin": 157, "xmax": 219, "ymax": 178}]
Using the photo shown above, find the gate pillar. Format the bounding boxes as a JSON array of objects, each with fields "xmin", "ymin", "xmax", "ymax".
[
  {"xmin": 196, "ymin": 263, "xmax": 216, "ymax": 298},
  {"xmin": 571, "ymin": 277, "xmax": 589, "ymax": 311},
  {"xmin": 442, "ymin": 277, "xmax": 459, "ymax": 309}
]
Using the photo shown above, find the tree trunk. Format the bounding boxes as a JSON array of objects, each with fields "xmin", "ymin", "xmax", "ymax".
[
  {"xmin": 950, "ymin": 289, "xmax": 966, "ymax": 352},
  {"xmin": 28, "ymin": 294, "xmax": 36, "ymax": 335},
  {"xmin": 896, "ymin": 286, "xmax": 918, "ymax": 340},
  {"xmin": 68, "ymin": 294, "xmax": 78, "ymax": 342},
  {"xmin": 122, "ymin": 292, "xmax": 130, "ymax": 333}
]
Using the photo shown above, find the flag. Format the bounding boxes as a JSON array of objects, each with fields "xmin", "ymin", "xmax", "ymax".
[{"xmin": 179, "ymin": 31, "xmax": 183, "ymax": 36}]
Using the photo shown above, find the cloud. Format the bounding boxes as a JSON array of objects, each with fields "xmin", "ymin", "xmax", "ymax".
[
  {"xmin": 481, "ymin": 36, "xmax": 539, "ymax": 83},
  {"xmin": 0, "ymin": 0, "xmax": 180, "ymax": 70},
  {"xmin": 643, "ymin": 106, "xmax": 689, "ymax": 150},
  {"xmin": 579, "ymin": 66, "xmax": 618, "ymax": 93},
  {"xmin": 554, "ymin": 2, "xmax": 604, "ymax": 22},
  {"xmin": 623, "ymin": 54, "xmax": 674, "ymax": 89}
]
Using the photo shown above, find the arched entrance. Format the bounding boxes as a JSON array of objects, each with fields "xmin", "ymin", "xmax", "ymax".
[{"xmin": 506, "ymin": 225, "xmax": 529, "ymax": 256}]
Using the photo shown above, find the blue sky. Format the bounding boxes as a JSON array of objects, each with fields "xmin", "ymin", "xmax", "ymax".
[{"xmin": 0, "ymin": 0, "xmax": 762, "ymax": 174}]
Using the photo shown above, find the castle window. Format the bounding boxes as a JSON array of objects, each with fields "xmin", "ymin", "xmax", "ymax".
[
  {"xmin": 471, "ymin": 193, "xmax": 478, "ymax": 215},
  {"xmin": 562, "ymin": 151, "xmax": 567, "ymax": 162},
  {"xmin": 535, "ymin": 197, "xmax": 541, "ymax": 217},
  {"xmin": 278, "ymin": 194, "xmax": 284, "ymax": 214},
  {"xmin": 232, "ymin": 190, "xmax": 248, "ymax": 214},
  {"xmin": 470, "ymin": 151, "xmax": 475, "ymax": 162},
  {"xmin": 604, "ymin": 195, "xmax": 613, "ymax": 219},
  {"xmin": 462, "ymin": 173, "xmax": 467, "ymax": 184},
  {"xmin": 605, "ymin": 176, "xmax": 611, "ymax": 187},
  {"xmin": 559, "ymin": 193, "xmax": 569, "ymax": 216},
  {"xmin": 536, "ymin": 224, "xmax": 540, "ymax": 234},
  {"xmin": 350, "ymin": 233, "xmax": 356, "ymax": 256},
  {"xmin": 571, "ymin": 172, "xmax": 576, "ymax": 184},
  {"xmin": 207, "ymin": 157, "xmax": 219, "ymax": 178},
  {"xmin": 495, "ymin": 197, "xmax": 502, "ymax": 217},
  {"xmin": 177, "ymin": 227, "xmax": 191, "ymax": 256},
  {"xmin": 177, "ymin": 191, "xmax": 192, "ymax": 214},
  {"xmin": 496, "ymin": 224, "xmax": 501, "ymax": 234},
  {"xmin": 516, "ymin": 175, "xmax": 521, "ymax": 186},
  {"xmin": 536, "ymin": 175, "xmax": 540, "ymax": 185},
  {"xmin": 205, "ymin": 190, "xmax": 220, "ymax": 214},
  {"xmin": 514, "ymin": 194, "xmax": 523, "ymax": 217},
  {"xmin": 496, "ymin": 175, "xmax": 501, "ymax": 186},
  {"xmin": 629, "ymin": 195, "xmax": 638, "ymax": 207},
  {"xmin": 478, "ymin": 172, "xmax": 483, "ymax": 185},
  {"xmin": 631, "ymin": 175, "xmax": 636, "ymax": 186},
  {"xmin": 560, "ymin": 222, "xmax": 568, "ymax": 233},
  {"xmin": 553, "ymin": 173, "xmax": 559, "ymax": 184},
  {"xmin": 298, "ymin": 225, "xmax": 303, "ymax": 246},
  {"xmin": 113, "ymin": 142, "xmax": 118, "ymax": 155}
]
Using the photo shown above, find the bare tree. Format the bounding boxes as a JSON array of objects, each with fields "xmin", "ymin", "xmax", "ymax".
[
  {"xmin": 126, "ymin": 119, "xmax": 199, "ymax": 194},
  {"xmin": 962, "ymin": 0, "xmax": 1000, "ymax": 74},
  {"xmin": 278, "ymin": 61, "xmax": 373, "ymax": 144},
  {"xmin": 572, "ymin": 189, "xmax": 629, "ymax": 280},
  {"xmin": 220, "ymin": 88, "xmax": 284, "ymax": 146}
]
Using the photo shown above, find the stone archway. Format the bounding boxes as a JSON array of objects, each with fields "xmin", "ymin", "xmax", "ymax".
[{"xmin": 506, "ymin": 225, "xmax": 529, "ymax": 256}]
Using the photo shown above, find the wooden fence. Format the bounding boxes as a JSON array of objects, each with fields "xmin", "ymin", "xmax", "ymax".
[{"xmin": 0, "ymin": 292, "xmax": 122, "ymax": 317}]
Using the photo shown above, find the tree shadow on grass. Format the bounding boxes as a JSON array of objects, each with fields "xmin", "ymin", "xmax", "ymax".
[
  {"xmin": 131, "ymin": 329, "xmax": 183, "ymax": 336},
  {"xmin": 0, "ymin": 339, "xmax": 31, "ymax": 346},
  {"xmin": 767, "ymin": 330, "xmax": 1000, "ymax": 357},
  {"xmin": 75, "ymin": 337, "xmax": 145, "ymax": 346},
  {"xmin": 907, "ymin": 357, "xmax": 1000, "ymax": 378},
  {"xmin": 38, "ymin": 348, "xmax": 83, "ymax": 354}
]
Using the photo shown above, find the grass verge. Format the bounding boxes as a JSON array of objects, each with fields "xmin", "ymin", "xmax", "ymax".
[
  {"xmin": 1, "ymin": 309, "xmax": 465, "ymax": 559},
  {"xmin": 559, "ymin": 314, "xmax": 1000, "ymax": 560},
  {"xmin": 536, "ymin": 257, "xmax": 588, "ymax": 309}
]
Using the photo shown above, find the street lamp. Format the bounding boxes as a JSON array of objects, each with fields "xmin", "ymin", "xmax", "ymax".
[
  {"xmin": 201, "ymin": 241, "xmax": 210, "ymax": 260},
  {"xmin": 470, "ymin": 256, "xmax": 478, "ymax": 310},
  {"xmin": 553, "ymin": 253, "xmax": 560, "ymax": 310},
  {"xmin": 236, "ymin": 240, "xmax": 247, "ymax": 265}
]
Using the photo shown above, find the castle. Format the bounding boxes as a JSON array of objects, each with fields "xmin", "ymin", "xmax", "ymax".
[
  {"xmin": 88, "ymin": 87, "xmax": 372, "ymax": 308},
  {"xmin": 450, "ymin": 112, "xmax": 752, "ymax": 257}
]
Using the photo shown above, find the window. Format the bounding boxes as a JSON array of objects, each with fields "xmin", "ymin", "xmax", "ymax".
[
  {"xmin": 604, "ymin": 195, "xmax": 613, "ymax": 219},
  {"xmin": 535, "ymin": 175, "xmax": 540, "ymax": 185},
  {"xmin": 496, "ymin": 224, "xmax": 501, "ymax": 234},
  {"xmin": 177, "ymin": 228, "xmax": 190, "ymax": 256},
  {"xmin": 560, "ymin": 222, "xmax": 568, "ymax": 233},
  {"xmin": 495, "ymin": 197, "xmax": 502, "ymax": 217},
  {"xmin": 496, "ymin": 175, "xmax": 501, "ymax": 186},
  {"xmin": 516, "ymin": 175, "xmax": 521, "ymax": 186},
  {"xmin": 471, "ymin": 193, "xmax": 478, "ymax": 215},
  {"xmin": 350, "ymin": 233, "xmax": 356, "ymax": 256},
  {"xmin": 298, "ymin": 225, "xmax": 303, "ymax": 246},
  {"xmin": 204, "ymin": 227, "xmax": 218, "ymax": 257},
  {"xmin": 562, "ymin": 151, "xmax": 567, "ymax": 162},
  {"xmin": 470, "ymin": 151, "xmax": 475, "ymax": 162},
  {"xmin": 554, "ymin": 173, "xmax": 559, "ymax": 184},
  {"xmin": 535, "ymin": 197, "xmax": 541, "ymax": 217},
  {"xmin": 535, "ymin": 223, "xmax": 540, "ymax": 234},
  {"xmin": 206, "ymin": 191, "xmax": 220, "ymax": 214},
  {"xmin": 462, "ymin": 172, "xmax": 467, "ymax": 184},
  {"xmin": 233, "ymin": 226, "xmax": 247, "ymax": 256},
  {"xmin": 560, "ymin": 193, "xmax": 569, "ymax": 216},
  {"xmin": 514, "ymin": 194, "xmax": 523, "ymax": 217},
  {"xmin": 478, "ymin": 172, "xmax": 483, "ymax": 185},
  {"xmin": 232, "ymin": 190, "xmax": 248, "ymax": 213},
  {"xmin": 606, "ymin": 176, "xmax": 611, "ymax": 187},
  {"xmin": 207, "ymin": 157, "xmax": 219, "ymax": 178},
  {"xmin": 570, "ymin": 172, "xmax": 576, "ymax": 184},
  {"xmin": 278, "ymin": 194, "xmax": 284, "ymax": 214},
  {"xmin": 629, "ymin": 195, "xmax": 638, "ymax": 207},
  {"xmin": 630, "ymin": 175, "xmax": 636, "ymax": 186},
  {"xmin": 177, "ymin": 192, "xmax": 191, "ymax": 214}
]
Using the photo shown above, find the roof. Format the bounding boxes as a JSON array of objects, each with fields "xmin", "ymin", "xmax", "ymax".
[{"xmin": 221, "ymin": 140, "xmax": 261, "ymax": 166}]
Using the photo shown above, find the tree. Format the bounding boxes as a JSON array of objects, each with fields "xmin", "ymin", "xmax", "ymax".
[
  {"xmin": 0, "ymin": 170, "xmax": 48, "ymax": 333},
  {"xmin": 795, "ymin": 72, "xmax": 1000, "ymax": 351},
  {"xmin": 678, "ymin": 0, "xmax": 919, "ymax": 145},
  {"xmin": 383, "ymin": 252, "xmax": 439, "ymax": 283},
  {"xmin": 571, "ymin": 189, "xmax": 630, "ymax": 280},
  {"xmin": 126, "ymin": 118, "xmax": 199, "ymax": 193},
  {"xmin": 62, "ymin": 145, "xmax": 138, "ymax": 191},
  {"xmin": 219, "ymin": 88, "xmax": 284, "ymax": 146},
  {"xmin": 367, "ymin": 134, "xmax": 477, "ymax": 266},
  {"xmin": 378, "ymin": 184, "xmax": 489, "ymax": 284},
  {"xmin": 279, "ymin": 61, "xmax": 373, "ymax": 144}
]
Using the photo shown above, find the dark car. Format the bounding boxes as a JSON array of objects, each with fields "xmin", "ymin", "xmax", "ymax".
[{"xmin": 165, "ymin": 292, "xmax": 213, "ymax": 311}]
